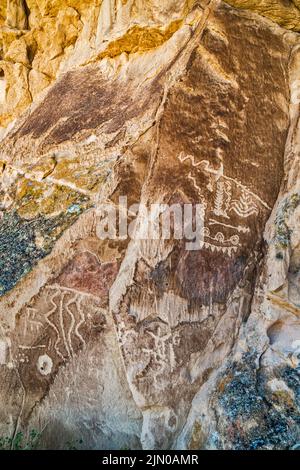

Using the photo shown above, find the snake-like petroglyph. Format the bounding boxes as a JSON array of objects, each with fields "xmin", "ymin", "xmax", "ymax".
[
  {"xmin": 178, "ymin": 151, "xmax": 224, "ymax": 181},
  {"xmin": 43, "ymin": 286, "xmax": 90, "ymax": 360}
]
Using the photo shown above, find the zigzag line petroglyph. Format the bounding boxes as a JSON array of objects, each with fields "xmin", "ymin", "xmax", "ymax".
[
  {"xmin": 200, "ymin": 240, "xmax": 238, "ymax": 256},
  {"xmin": 188, "ymin": 172, "xmax": 202, "ymax": 195},
  {"xmin": 178, "ymin": 152, "xmax": 224, "ymax": 179},
  {"xmin": 187, "ymin": 172, "xmax": 207, "ymax": 207}
]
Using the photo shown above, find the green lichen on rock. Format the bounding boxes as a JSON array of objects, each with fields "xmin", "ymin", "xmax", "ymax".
[
  {"xmin": 217, "ymin": 353, "xmax": 300, "ymax": 449},
  {"xmin": 0, "ymin": 202, "xmax": 90, "ymax": 297},
  {"xmin": 0, "ymin": 429, "xmax": 41, "ymax": 450},
  {"xmin": 282, "ymin": 366, "xmax": 300, "ymax": 410},
  {"xmin": 274, "ymin": 192, "xmax": 300, "ymax": 250}
]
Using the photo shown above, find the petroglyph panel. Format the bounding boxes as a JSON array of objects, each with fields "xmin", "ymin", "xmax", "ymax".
[
  {"xmin": 14, "ymin": 285, "xmax": 105, "ymax": 361},
  {"xmin": 7, "ymin": 282, "xmax": 106, "ymax": 420},
  {"xmin": 109, "ymin": 4, "xmax": 292, "ymax": 447},
  {"xmin": 145, "ymin": 3, "xmax": 290, "ymax": 303}
]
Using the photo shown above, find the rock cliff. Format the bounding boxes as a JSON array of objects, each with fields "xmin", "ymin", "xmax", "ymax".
[{"xmin": 0, "ymin": 0, "xmax": 300, "ymax": 450}]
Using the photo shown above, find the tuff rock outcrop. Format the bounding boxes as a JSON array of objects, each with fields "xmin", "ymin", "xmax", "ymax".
[{"xmin": 0, "ymin": 0, "xmax": 300, "ymax": 450}]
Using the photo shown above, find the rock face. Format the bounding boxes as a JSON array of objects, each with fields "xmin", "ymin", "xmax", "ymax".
[{"xmin": 0, "ymin": 0, "xmax": 300, "ymax": 450}]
